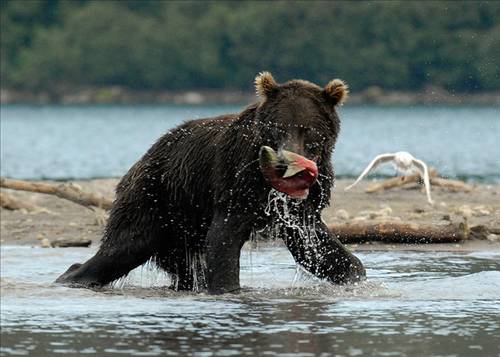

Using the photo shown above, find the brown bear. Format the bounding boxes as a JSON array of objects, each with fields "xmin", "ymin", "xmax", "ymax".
[{"xmin": 56, "ymin": 72, "xmax": 365, "ymax": 294}]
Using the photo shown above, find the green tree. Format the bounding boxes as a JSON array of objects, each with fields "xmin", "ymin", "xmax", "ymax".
[{"xmin": 1, "ymin": 0, "xmax": 499, "ymax": 93}]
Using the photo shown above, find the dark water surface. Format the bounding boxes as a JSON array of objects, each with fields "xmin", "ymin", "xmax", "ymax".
[
  {"xmin": 1, "ymin": 105, "xmax": 499, "ymax": 181},
  {"xmin": 1, "ymin": 245, "xmax": 499, "ymax": 356}
]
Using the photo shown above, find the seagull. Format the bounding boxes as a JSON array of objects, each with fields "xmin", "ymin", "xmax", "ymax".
[{"xmin": 344, "ymin": 151, "xmax": 434, "ymax": 204}]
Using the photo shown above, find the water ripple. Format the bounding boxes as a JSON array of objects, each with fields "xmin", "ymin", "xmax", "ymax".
[{"xmin": 1, "ymin": 245, "xmax": 500, "ymax": 356}]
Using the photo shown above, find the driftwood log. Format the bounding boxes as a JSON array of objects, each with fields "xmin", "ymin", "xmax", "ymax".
[
  {"xmin": 0, "ymin": 191, "xmax": 43, "ymax": 212},
  {"xmin": 0, "ymin": 177, "xmax": 113, "ymax": 210},
  {"xmin": 328, "ymin": 221, "xmax": 469, "ymax": 244},
  {"xmin": 50, "ymin": 238, "xmax": 92, "ymax": 248},
  {"xmin": 365, "ymin": 170, "xmax": 434, "ymax": 193},
  {"xmin": 365, "ymin": 168, "xmax": 472, "ymax": 193},
  {"xmin": 429, "ymin": 177, "xmax": 473, "ymax": 193}
]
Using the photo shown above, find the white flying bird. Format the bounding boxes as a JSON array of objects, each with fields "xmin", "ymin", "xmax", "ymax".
[{"xmin": 345, "ymin": 151, "xmax": 434, "ymax": 204}]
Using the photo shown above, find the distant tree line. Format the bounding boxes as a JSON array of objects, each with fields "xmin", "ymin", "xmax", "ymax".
[{"xmin": 1, "ymin": 0, "xmax": 499, "ymax": 93}]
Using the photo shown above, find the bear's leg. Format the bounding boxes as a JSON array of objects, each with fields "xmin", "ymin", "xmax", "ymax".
[
  {"xmin": 282, "ymin": 218, "xmax": 365, "ymax": 285},
  {"xmin": 56, "ymin": 219, "xmax": 159, "ymax": 287},
  {"xmin": 205, "ymin": 212, "xmax": 250, "ymax": 294},
  {"xmin": 172, "ymin": 263, "xmax": 195, "ymax": 291},
  {"xmin": 155, "ymin": 246, "xmax": 198, "ymax": 291},
  {"xmin": 56, "ymin": 241, "xmax": 155, "ymax": 287},
  {"xmin": 171, "ymin": 252, "xmax": 208, "ymax": 291}
]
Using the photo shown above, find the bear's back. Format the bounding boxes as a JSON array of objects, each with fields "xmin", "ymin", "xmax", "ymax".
[{"xmin": 115, "ymin": 113, "xmax": 239, "ymax": 214}]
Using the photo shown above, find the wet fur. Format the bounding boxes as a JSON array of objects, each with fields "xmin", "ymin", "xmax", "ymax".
[{"xmin": 56, "ymin": 75, "xmax": 365, "ymax": 293}]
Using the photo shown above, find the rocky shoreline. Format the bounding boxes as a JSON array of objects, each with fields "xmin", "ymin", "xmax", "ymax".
[
  {"xmin": 2, "ymin": 86, "xmax": 500, "ymax": 106},
  {"xmin": 1, "ymin": 179, "xmax": 499, "ymax": 251}
]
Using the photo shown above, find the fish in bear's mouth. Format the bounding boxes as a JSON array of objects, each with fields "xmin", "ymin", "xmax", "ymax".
[{"xmin": 259, "ymin": 146, "xmax": 318, "ymax": 199}]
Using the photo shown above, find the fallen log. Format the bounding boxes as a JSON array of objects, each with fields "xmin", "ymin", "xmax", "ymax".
[
  {"xmin": 0, "ymin": 191, "xmax": 42, "ymax": 212},
  {"xmin": 50, "ymin": 238, "xmax": 92, "ymax": 248},
  {"xmin": 429, "ymin": 177, "xmax": 473, "ymax": 192},
  {"xmin": 328, "ymin": 221, "xmax": 469, "ymax": 244},
  {"xmin": 365, "ymin": 169, "xmax": 437, "ymax": 193},
  {"xmin": 0, "ymin": 177, "xmax": 113, "ymax": 210},
  {"xmin": 489, "ymin": 227, "xmax": 500, "ymax": 235},
  {"xmin": 469, "ymin": 225, "xmax": 490, "ymax": 240}
]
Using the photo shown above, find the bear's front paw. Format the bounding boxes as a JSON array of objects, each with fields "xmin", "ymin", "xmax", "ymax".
[
  {"xmin": 55, "ymin": 263, "xmax": 101, "ymax": 288},
  {"xmin": 55, "ymin": 263, "xmax": 81, "ymax": 281}
]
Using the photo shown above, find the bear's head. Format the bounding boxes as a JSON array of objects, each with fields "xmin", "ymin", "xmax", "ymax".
[{"xmin": 254, "ymin": 72, "xmax": 347, "ymax": 199}]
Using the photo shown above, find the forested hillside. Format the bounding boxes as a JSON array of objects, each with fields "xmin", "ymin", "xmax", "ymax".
[{"xmin": 1, "ymin": 0, "xmax": 499, "ymax": 93}]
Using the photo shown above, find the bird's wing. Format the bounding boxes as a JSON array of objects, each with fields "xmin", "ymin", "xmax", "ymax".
[
  {"xmin": 412, "ymin": 158, "xmax": 434, "ymax": 205},
  {"xmin": 344, "ymin": 153, "xmax": 396, "ymax": 191}
]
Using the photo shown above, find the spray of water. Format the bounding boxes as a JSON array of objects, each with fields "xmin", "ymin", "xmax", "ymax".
[{"xmin": 262, "ymin": 189, "xmax": 328, "ymax": 286}]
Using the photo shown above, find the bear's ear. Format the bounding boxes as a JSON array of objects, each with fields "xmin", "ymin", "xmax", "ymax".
[
  {"xmin": 323, "ymin": 79, "xmax": 348, "ymax": 106},
  {"xmin": 255, "ymin": 71, "xmax": 278, "ymax": 99}
]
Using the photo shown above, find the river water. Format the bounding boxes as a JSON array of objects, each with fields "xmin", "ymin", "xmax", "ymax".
[
  {"xmin": 1, "ymin": 105, "xmax": 499, "ymax": 181},
  {"xmin": 1, "ymin": 244, "xmax": 499, "ymax": 356}
]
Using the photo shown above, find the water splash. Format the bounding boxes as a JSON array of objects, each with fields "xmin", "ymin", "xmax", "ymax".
[
  {"xmin": 262, "ymin": 189, "xmax": 327, "ymax": 285},
  {"xmin": 110, "ymin": 260, "xmax": 170, "ymax": 290}
]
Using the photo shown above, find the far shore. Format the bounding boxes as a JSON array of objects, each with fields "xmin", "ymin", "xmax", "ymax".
[
  {"xmin": 1, "ymin": 178, "xmax": 499, "ymax": 252},
  {"xmin": 2, "ymin": 86, "xmax": 500, "ymax": 106}
]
